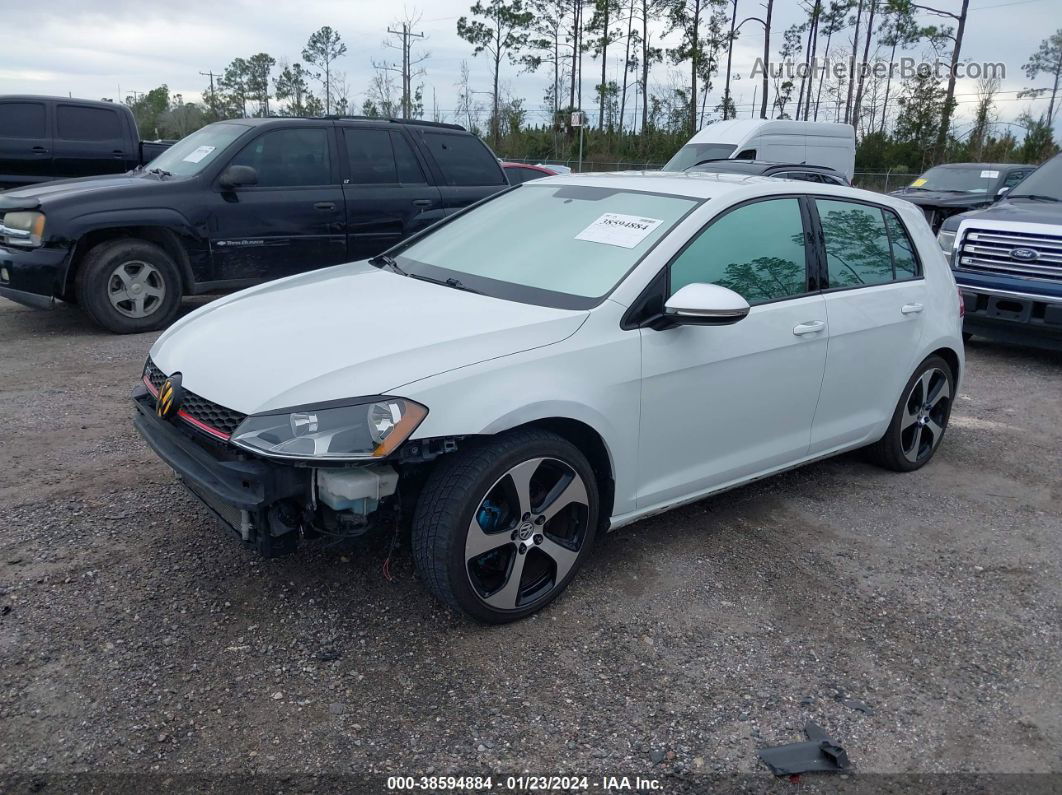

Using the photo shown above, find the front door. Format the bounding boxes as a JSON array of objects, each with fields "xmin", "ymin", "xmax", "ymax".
[
  {"xmin": 210, "ymin": 125, "xmax": 346, "ymax": 281},
  {"xmin": 808, "ymin": 199, "xmax": 929, "ymax": 454},
  {"xmin": 637, "ymin": 197, "xmax": 829, "ymax": 508},
  {"xmin": 340, "ymin": 126, "xmax": 443, "ymax": 260},
  {"xmin": 0, "ymin": 100, "xmax": 51, "ymax": 184}
]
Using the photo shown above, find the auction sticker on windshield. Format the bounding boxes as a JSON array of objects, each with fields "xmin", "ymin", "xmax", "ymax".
[
  {"xmin": 182, "ymin": 145, "xmax": 216, "ymax": 164},
  {"xmin": 576, "ymin": 213, "xmax": 663, "ymax": 248}
]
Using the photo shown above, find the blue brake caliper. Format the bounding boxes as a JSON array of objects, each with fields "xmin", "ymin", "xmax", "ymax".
[{"xmin": 477, "ymin": 500, "xmax": 504, "ymax": 533}]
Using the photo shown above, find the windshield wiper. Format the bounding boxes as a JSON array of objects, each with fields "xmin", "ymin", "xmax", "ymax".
[
  {"xmin": 1007, "ymin": 194, "xmax": 1060, "ymax": 203},
  {"xmin": 368, "ymin": 254, "xmax": 408, "ymax": 275},
  {"xmin": 408, "ymin": 273, "xmax": 483, "ymax": 295},
  {"xmin": 147, "ymin": 167, "xmax": 172, "ymax": 178}
]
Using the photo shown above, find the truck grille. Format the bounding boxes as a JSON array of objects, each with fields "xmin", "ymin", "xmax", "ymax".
[
  {"xmin": 956, "ymin": 228, "xmax": 1062, "ymax": 282},
  {"xmin": 142, "ymin": 359, "xmax": 247, "ymax": 438}
]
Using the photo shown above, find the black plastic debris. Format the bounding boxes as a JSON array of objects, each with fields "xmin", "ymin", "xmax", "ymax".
[
  {"xmin": 840, "ymin": 698, "xmax": 874, "ymax": 715},
  {"xmin": 757, "ymin": 720, "xmax": 851, "ymax": 776}
]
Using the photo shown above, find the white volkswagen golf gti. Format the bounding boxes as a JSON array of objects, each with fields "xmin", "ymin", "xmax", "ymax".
[{"xmin": 134, "ymin": 172, "xmax": 964, "ymax": 623}]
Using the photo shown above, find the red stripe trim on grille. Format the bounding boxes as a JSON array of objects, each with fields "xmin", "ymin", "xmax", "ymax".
[
  {"xmin": 177, "ymin": 409, "xmax": 232, "ymax": 441},
  {"xmin": 143, "ymin": 374, "xmax": 159, "ymax": 397}
]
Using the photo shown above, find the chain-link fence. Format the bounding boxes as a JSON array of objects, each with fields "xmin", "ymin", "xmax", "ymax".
[{"xmin": 503, "ymin": 158, "xmax": 910, "ymax": 194}]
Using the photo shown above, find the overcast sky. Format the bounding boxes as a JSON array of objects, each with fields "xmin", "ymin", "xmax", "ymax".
[{"xmin": 0, "ymin": 0, "xmax": 1057, "ymax": 138}]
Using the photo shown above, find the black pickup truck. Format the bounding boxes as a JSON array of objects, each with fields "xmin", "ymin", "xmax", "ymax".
[
  {"xmin": 0, "ymin": 116, "xmax": 509, "ymax": 332},
  {"xmin": 0, "ymin": 95, "xmax": 173, "ymax": 188}
]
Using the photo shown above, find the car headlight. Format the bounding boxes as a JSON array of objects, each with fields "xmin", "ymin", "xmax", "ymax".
[
  {"xmin": 230, "ymin": 398, "xmax": 428, "ymax": 461},
  {"xmin": 0, "ymin": 211, "xmax": 46, "ymax": 247},
  {"xmin": 937, "ymin": 228, "xmax": 957, "ymax": 266}
]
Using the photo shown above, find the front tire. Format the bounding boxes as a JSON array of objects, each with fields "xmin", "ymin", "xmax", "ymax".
[
  {"xmin": 76, "ymin": 239, "xmax": 182, "ymax": 333},
  {"xmin": 867, "ymin": 355, "xmax": 955, "ymax": 472},
  {"xmin": 412, "ymin": 429, "xmax": 599, "ymax": 624}
]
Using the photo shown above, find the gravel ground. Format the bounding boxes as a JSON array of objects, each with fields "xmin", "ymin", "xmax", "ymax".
[{"xmin": 0, "ymin": 298, "xmax": 1060, "ymax": 792}]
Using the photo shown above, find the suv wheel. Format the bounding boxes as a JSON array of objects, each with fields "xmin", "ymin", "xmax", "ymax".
[
  {"xmin": 867, "ymin": 354, "xmax": 954, "ymax": 472},
  {"xmin": 76, "ymin": 239, "xmax": 182, "ymax": 333},
  {"xmin": 412, "ymin": 429, "xmax": 598, "ymax": 623}
]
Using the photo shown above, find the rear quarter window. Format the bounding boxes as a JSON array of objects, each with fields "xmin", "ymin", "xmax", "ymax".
[
  {"xmin": 422, "ymin": 131, "xmax": 505, "ymax": 186},
  {"xmin": 57, "ymin": 105, "xmax": 123, "ymax": 141}
]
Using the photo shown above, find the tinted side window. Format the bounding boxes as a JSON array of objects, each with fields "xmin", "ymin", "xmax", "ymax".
[
  {"xmin": 774, "ymin": 171, "xmax": 820, "ymax": 183},
  {"xmin": 0, "ymin": 102, "xmax": 46, "ymax": 138},
  {"xmin": 230, "ymin": 128, "xmax": 332, "ymax": 187},
  {"xmin": 57, "ymin": 105, "xmax": 122, "ymax": 141},
  {"xmin": 344, "ymin": 128, "xmax": 397, "ymax": 184},
  {"xmin": 817, "ymin": 199, "xmax": 893, "ymax": 288},
  {"xmin": 735, "ymin": 148, "xmax": 757, "ymax": 159},
  {"xmin": 505, "ymin": 166, "xmax": 546, "ymax": 184},
  {"xmin": 422, "ymin": 132, "xmax": 504, "ymax": 186},
  {"xmin": 1002, "ymin": 170, "xmax": 1027, "ymax": 189},
  {"xmin": 391, "ymin": 132, "xmax": 426, "ymax": 184},
  {"xmin": 669, "ymin": 198, "xmax": 809, "ymax": 303},
  {"xmin": 884, "ymin": 211, "xmax": 919, "ymax": 279}
]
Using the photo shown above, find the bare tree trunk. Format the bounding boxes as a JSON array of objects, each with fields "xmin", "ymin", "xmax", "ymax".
[
  {"xmin": 795, "ymin": 9, "xmax": 815, "ymax": 121},
  {"xmin": 844, "ymin": 0, "xmax": 864, "ymax": 125},
  {"xmin": 619, "ymin": 0, "xmax": 635, "ymax": 134},
  {"xmin": 803, "ymin": 3, "xmax": 821, "ymax": 120},
  {"xmin": 722, "ymin": 0, "xmax": 738, "ymax": 120},
  {"xmin": 690, "ymin": 0, "xmax": 702, "ymax": 133},
  {"xmin": 879, "ymin": 38, "xmax": 898, "ymax": 132},
  {"xmin": 933, "ymin": 0, "xmax": 969, "ymax": 162},
  {"xmin": 851, "ymin": 0, "xmax": 877, "ymax": 134},
  {"xmin": 760, "ymin": 0, "xmax": 773, "ymax": 118},
  {"xmin": 599, "ymin": 0, "xmax": 610, "ymax": 129},
  {"xmin": 641, "ymin": 1, "xmax": 650, "ymax": 132}
]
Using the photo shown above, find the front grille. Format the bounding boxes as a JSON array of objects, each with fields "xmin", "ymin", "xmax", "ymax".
[
  {"xmin": 180, "ymin": 393, "xmax": 246, "ymax": 436},
  {"xmin": 142, "ymin": 358, "xmax": 247, "ymax": 438},
  {"xmin": 956, "ymin": 227, "xmax": 1062, "ymax": 282}
]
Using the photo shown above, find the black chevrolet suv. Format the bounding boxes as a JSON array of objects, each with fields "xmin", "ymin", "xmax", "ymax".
[{"xmin": 0, "ymin": 117, "xmax": 507, "ymax": 332}]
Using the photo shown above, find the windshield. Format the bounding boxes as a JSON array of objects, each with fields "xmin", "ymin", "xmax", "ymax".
[
  {"xmin": 394, "ymin": 184, "xmax": 700, "ymax": 308},
  {"xmin": 663, "ymin": 143, "xmax": 738, "ymax": 171},
  {"xmin": 143, "ymin": 122, "xmax": 249, "ymax": 176},
  {"xmin": 907, "ymin": 165, "xmax": 1001, "ymax": 193},
  {"xmin": 1006, "ymin": 155, "xmax": 1060, "ymax": 201}
]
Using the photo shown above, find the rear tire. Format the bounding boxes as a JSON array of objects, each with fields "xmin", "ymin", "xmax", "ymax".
[
  {"xmin": 412, "ymin": 429, "xmax": 599, "ymax": 623},
  {"xmin": 866, "ymin": 355, "xmax": 955, "ymax": 472},
  {"xmin": 76, "ymin": 239, "xmax": 182, "ymax": 333}
]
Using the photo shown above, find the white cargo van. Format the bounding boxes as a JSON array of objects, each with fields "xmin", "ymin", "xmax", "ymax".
[{"xmin": 663, "ymin": 120, "xmax": 856, "ymax": 180}]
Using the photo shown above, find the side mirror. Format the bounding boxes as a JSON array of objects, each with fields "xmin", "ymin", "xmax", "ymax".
[
  {"xmin": 218, "ymin": 165, "xmax": 258, "ymax": 190},
  {"xmin": 996, "ymin": 186, "xmax": 1010, "ymax": 199},
  {"xmin": 663, "ymin": 283, "xmax": 750, "ymax": 326}
]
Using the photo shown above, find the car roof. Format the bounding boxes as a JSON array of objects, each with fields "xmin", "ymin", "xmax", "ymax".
[
  {"xmin": 0, "ymin": 94, "xmax": 126, "ymax": 110},
  {"xmin": 502, "ymin": 162, "xmax": 555, "ymax": 173},
  {"xmin": 228, "ymin": 116, "xmax": 467, "ymax": 132},
  {"xmin": 927, "ymin": 162, "xmax": 1026, "ymax": 170},
  {"xmin": 533, "ymin": 170, "xmax": 893, "ymax": 205},
  {"xmin": 690, "ymin": 160, "xmax": 841, "ymax": 174}
]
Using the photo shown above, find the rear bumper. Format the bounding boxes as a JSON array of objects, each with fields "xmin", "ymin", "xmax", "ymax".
[
  {"xmin": 0, "ymin": 243, "xmax": 72, "ymax": 307},
  {"xmin": 958, "ymin": 282, "xmax": 1062, "ymax": 350},
  {"xmin": 132, "ymin": 385, "xmax": 309, "ymax": 527}
]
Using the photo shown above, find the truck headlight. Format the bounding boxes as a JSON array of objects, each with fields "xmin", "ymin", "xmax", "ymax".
[
  {"xmin": 230, "ymin": 398, "xmax": 428, "ymax": 461},
  {"xmin": 0, "ymin": 211, "xmax": 46, "ymax": 247},
  {"xmin": 937, "ymin": 229, "xmax": 957, "ymax": 266}
]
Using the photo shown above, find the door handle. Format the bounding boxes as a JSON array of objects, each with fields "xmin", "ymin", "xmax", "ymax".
[
  {"xmin": 901, "ymin": 303, "xmax": 924, "ymax": 315},
  {"xmin": 31, "ymin": 146, "xmax": 47, "ymax": 153},
  {"xmin": 313, "ymin": 201, "xmax": 336, "ymax": 211},
  {"xmin": 412, "ymin": 199, "xmax": 433, "ymax": 207},
  {"xmin": 793, "ymin": 320, "xmax": 826, "ymax": 336}
]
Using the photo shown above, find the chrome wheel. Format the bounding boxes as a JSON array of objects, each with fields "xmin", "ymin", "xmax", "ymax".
[
  {"xmin": 465, "ymin": 457, "xmax": 591, "ymax": 611},
  {"xmin": 107, "ymin": 260, "xmax": 166, "ymax": 318},
  {"xmin": 901, "ymin": 367, "xmax": 951, "ymax": 464}
]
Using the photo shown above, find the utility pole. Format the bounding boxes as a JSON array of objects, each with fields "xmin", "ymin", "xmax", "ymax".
[
  {"xmin": 386, "ymin": 21, "xmax": 426, "ymax": 119},
  {"xmin": 199, "ymin": 70, "xmax": 220, "ymax": 120}
]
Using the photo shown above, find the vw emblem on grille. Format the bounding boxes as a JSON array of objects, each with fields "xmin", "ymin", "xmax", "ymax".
[
  {"xmin": 1011, "ymin": 247, "xmax": 1039, "ymax": 262},
  {"xmin": 156, "ymin": 373, "xmax": 184, "ymax": 419}
]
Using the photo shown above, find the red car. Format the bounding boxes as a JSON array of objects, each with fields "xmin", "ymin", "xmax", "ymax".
[{"xmin": 502, "ymin": 162, "xmax": 558, "ymax": 184}]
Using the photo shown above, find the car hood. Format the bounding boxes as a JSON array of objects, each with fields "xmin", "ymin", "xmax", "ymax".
[
  {"xmin": 947, "ymin": 198, "xmax": 1062, "ymax": 227},
  {"xmin": 0, "ymin": 172, "xmax": 171, "ymax": 209},
  {"xmin": 149, "ymin": 262, "xmax": 589, "ymax": 415},
  {"xmin": 889, "ymin": 189, "xmax": 991, "ymax": 208}
]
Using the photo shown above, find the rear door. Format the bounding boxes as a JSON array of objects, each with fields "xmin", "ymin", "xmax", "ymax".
[
  {"xmin": 209, "ymin": 124, "xmax": 347, "ymax": 281},
  {"xmin": 0, "ymin": 99, "xmax": 51, "ymax": 185},
  {"xmin": 413, "ymin": 128, "xmax": 507, "ymax": 215},
  {"xmin": 52, "ymin": 103, "xmax": 132, "ymax": 178},
  {"xmin": 808, "ymin": 198, "xmax": 928, "ymax": 454},
  {"xmin": 339, "ymin": 125, "xmax": 442, "ymax": 260}
]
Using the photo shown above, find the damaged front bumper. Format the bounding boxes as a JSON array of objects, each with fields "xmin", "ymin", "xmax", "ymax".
[
  {"xmin": 0, "ymin": 243, "xmax": 73, "ymax": 309},
  {"xmin": 133, "ymin": 384, "xmax": 311, "ymax": 554}
]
